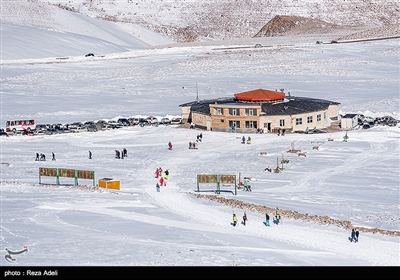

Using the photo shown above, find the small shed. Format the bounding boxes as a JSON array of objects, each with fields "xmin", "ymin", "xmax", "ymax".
[
  {"xmin": 341, "ymin": 114, "xmax": 358, "ymax": 130},
  {"xmin": 98, "ymin": 178, "xmax": 120, "ymax": 190}
]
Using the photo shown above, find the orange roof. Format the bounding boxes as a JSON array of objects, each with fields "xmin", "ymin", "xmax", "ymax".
[{"xmin": 234, "ymin": 88, "xmax": 285, "ymax": 101}]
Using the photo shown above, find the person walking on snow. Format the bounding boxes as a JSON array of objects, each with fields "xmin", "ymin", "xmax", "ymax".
[
  {"xmin": 355, "ymin": 229, "xmax": 359, "ymax": 242},
  {"xmin": 88, "ymin": 150, "xmax": 92, "ymax": 159},
  {"xmin": 164, "ymin": 169, "xmax": 169, "ymax": 180},
  {"xmin": 168, "ymin": 142, "xmax": 173, "ymax": 150},
  {"xmin": 159, "ymin": 176, "xmax": 166, "ymax": 187},
  {"xmin": 156, "ymin": 183, "xmax": 160, "ymax": 192},
  {"xmin": 265, "ymin": 213, "xmax": 270, "ymax": 226},
  {"xmin": 232, "ymin": 214, "xmax": 238, "ymax": 226},
  {"xmin": 242, "ymin": 212, "xmax": 247, "ymax": 225},
  {"xmin": 274, "ymin": 207, "xmax": 281, "ymax": 224},
  {"xmin": 351, "ymin": 229, "xmax": 356, "ymax": 242},
  {"xmin": 243, "ymin": 179, "xmax": 249, "ymax": 191}
]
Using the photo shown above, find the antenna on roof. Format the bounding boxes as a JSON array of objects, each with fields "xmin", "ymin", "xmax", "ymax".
[{"xmin": 196, "ymin": 82, "xmax": 199, "ymax": 103}]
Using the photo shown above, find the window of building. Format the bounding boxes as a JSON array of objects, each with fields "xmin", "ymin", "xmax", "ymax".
[
  {"xmin": 307, "ymin": 116, "xmax": 313, "ymax": 123},
  {"xmin": 214, "ymin": 108, "xmax": 223, "ymax": 115},
  {"xmin": 229, "ymin": 120, "xmax": 240, "ymax": 128},
  {"xmin": 317, "ymin": 114, "xmax": 321, "ymax": 121},
  {"xmin": 245, "ymin": 121, "xmax": 257, "ymax": 129},
  {"xmin": 245, "ymin": 108, "xmax": 257, "ymax": 116},
  {"xmin": 324, "ymin": 112, "xmax": 326, "ymax": 119},
  {"xmin": 229, "ymin": 108, "xmax": 239, "ymax": 116},
  {"xmin": 279, "ymin": 119, "xmax": 285, "ymax": 127},
  {"xmin": 295, "ymin": 118, "xmax": 302, "ymax": 125}
]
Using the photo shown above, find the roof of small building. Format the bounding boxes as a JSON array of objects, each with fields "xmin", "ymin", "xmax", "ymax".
[
  {"xmin": 181, "ymin": 96, "xmax": 340, "ymax": 116},
  {"xmin": 234, "ymin": 88, "xmax": 285, "ymax": 101},
  {"xmin": 342, "ymin": 114, "xmax": 358, "ymax": 118}
]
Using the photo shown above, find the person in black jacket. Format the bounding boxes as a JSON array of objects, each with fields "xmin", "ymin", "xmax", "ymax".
[
  {"xmin": 355, "ymin": 229, "xmax": 359, "ymax": 242},
  {"xmin": 351, "ymin": 229, "xmax": 356, "ymax": 242}
]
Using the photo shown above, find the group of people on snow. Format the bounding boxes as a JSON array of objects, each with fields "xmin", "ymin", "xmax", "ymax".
[
  {"xmin": 242, "ymin": 179, "xmax": 252, "ymax": 191},
  {"xmin": 351, "ymin": 228, "xmax": 360, "ymax": 242},
  {"xmin": 232, "ymin": 208, "xmax": 278, "ymax": 227},
  {"xmin": 35, "ymin": 152, "xmax": 50, "ymax": 161},
  {"xmin": 241, "ymin": 136, "xmax": 251, "ymax": 144},
  {"xmin": 155, "ymin": 167, "xmax": 170, "ymax": 192},
  {"xmin": 115, "ymin": 148, "xmax": 128, "ymax": 159}
]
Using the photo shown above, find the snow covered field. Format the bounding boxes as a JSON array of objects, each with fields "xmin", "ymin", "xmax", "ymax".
[{"xmin": 1, "ymin": 5, "xmax": 399, "ymax": 269}]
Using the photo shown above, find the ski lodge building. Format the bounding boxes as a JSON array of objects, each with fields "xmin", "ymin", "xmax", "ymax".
[{"xmin": 179, "ymin": 88, "xmax": 340, "ymax": 133}]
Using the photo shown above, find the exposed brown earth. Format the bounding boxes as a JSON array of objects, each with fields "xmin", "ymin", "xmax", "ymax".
[{"xmin": 191, "ymin": 193, "xmax": 400, "ymax": 237}]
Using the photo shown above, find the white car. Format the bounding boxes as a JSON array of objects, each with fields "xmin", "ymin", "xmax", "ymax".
[{"xmin": 161, "ymin": 117, "xmax": 171, "ymax": 124}]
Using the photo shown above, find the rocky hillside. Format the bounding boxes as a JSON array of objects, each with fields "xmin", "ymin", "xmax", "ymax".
[
  {"xmin": 2, "ymin": 0, "xmax": 400, "ymax": 43},
  {"xmin": 255, "ymin": 15, "xmax": 400, "ymax": 41}
]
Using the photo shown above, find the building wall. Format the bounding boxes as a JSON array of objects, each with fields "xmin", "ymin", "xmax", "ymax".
[
  {"xmin": 192, "ymin": 112, "xmax": 211, "ymax": 130},
  {"xmin": 209, "ymin": 103, "xmax": 261, "ymax": 132},
  {"xmin": 327, "ymin": 104, "xmax": 339, "ymax": 120},
  {"xmin": 181, "ymin": 106, "xmax": 191, "ymax": 123},
  {"xmin": 183, "ymin": 101, "xmax": 339, "ymax": 133}
]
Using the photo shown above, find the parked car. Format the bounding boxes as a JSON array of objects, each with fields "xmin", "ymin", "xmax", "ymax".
[
  {"xmin": 86, "ymin": 124, "xmax": 98, "ymax": 132},
  {"xmin": 107, "ymin": 120, "xmax": 122, "ymax": 129},
  {"xmin": 117, "ymin": 118, "xmax": 130, "ymax": 126},
  {"xmin": 160, "ymin": 117, "xmax": 171, "ymax": 125},
  {"xmin": 128, "ymin": 118, "xmax": 140, "ymax": 126},
  {"xmin": 170, "ymin": 118, "xmax": 182, "ymax": 125},
  {"xmin": 145, "ymin": 116, "xmax": 158, "ymax": 124},
  {"xmin": 0, "ymin": 129, "xmax": 9, "ymax": 137}
]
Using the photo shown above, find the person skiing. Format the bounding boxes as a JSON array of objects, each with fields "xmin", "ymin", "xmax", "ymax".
[
  {"xmin": 52, "ymin": 152, "xmax": 56, "ymax": 161},
  {"xmin": 351, "ymin": 229, "xmax": 356, "ymax": 242},
  {"xmin": 232, "ymin": 214, "xmax": 238, "ymax": 226},
  {"xmin": 123, "ymin": 148, "xmax": 127, "ymax": 157},
  {"xmin": 242, "ymin": 212, "xmax": 247, "ymax": 225},
  {"xmin": 35, "ymin": 152, "xmax": 40, "ymax": 161},
  {"xmin": 355, "ymin": 229, "xmax": 359, "ymax": 242},
  {"xmin": 88, "ymin": 150, "xmax": 92, "ymax": 159},
  {"xmin": 265, "ymin": 213, "xmax": 270, "ymax": 226},
  {"xmin": 168, "ymin": 142, "xmax": 173, "ymax": 150}
]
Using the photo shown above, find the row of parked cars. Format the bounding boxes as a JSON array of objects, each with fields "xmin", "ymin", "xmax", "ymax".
[{"xmin": 33, "ymin": 116, "xmax": 183, "ymax": 135}]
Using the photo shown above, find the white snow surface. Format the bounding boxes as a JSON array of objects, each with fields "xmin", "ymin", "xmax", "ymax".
[{"xmin": 0, "ymin": 1, "xmax": 399, "ymax": 268}]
